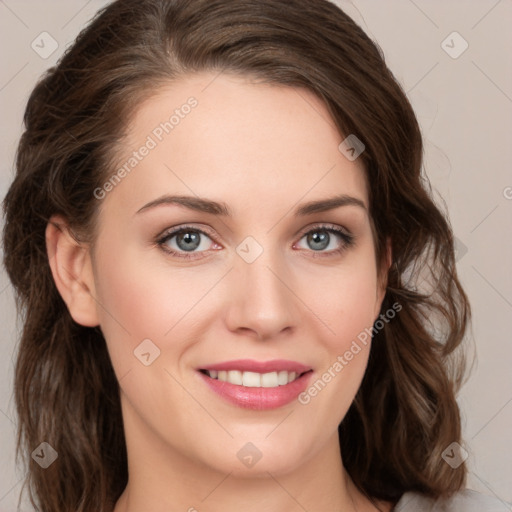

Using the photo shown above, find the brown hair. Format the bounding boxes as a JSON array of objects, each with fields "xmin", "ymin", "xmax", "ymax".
[{"xmin": 2, "ymin": 0, "xmax": 471, "ymax": 510}]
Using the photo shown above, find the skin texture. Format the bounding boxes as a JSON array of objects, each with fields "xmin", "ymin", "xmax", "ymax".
[{"xmin": 46, "ymin": 72, "xmax": 393, "ymax": 512}]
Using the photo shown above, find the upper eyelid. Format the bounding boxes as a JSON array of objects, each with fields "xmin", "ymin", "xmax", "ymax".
[
  {"xmin": 297, "ymin": 223, "xmax": 351, "ymax": 237},
  {"xmin": 157, "ymin": 224, "xmax": 216, "ymax": 242}
]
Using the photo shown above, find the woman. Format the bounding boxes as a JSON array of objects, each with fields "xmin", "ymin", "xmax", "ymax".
[{"xmin": 2, "ymin": 0, "xmax": 504, "ymax": 511}]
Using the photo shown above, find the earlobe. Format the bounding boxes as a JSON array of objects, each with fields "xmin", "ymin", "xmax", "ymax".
[{"xmin": 46, "ymin": 216, "xmax": 100, "ymax": 327}]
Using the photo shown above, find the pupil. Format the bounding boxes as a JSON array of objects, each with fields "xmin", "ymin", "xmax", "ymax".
[
  {"xmin": 308, "ymin": 231, "xmax": 329, "ymax": 251},
  {"xmin": 177, "ymin": 231, "xmax": 200, "ymax": 251}
]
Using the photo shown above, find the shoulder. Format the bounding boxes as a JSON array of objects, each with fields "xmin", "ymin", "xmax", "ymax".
[{"xmin": 394, "ymin": 489, "xmax": 508, "ymax": 511}]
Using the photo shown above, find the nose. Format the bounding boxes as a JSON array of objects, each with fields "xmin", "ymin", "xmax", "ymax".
[{"xmin": 224, "ymin": 245, "xmax": 301, "ymax": 340}]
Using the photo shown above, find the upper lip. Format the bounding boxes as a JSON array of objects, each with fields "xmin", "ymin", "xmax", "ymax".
[{"xmin": 199, "ymin": 359, "xmax": 312, "ymax": 374}]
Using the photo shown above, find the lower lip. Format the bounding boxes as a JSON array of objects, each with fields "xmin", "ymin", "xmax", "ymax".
[{"xmin": 198, "ymin": 371, "xmax": 313, "ymax": 410}]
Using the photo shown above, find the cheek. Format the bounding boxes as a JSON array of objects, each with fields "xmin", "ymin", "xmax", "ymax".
[
  {"xmin": 297, "ymin": 252, "xmax": 380, "ymax": 351},
  {"xmin": 92, "ymin": 239, "xmax": 221, "ymax": 372},
  {"xmin": 294, "ymin": 259, "xmax": 379, "ymax": 429},
  {"xmin": 91, "ymin": 244, "xmax": 179, "ymax": 366}
]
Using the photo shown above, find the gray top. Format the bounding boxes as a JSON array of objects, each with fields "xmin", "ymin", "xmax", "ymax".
[{"xmin": 394, "ymin": 489, "xmax": 508, "ymax": 511}]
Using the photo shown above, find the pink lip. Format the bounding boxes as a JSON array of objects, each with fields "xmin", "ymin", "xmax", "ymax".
[
  {"xmin": 197, "ymin": 359, "xmax": 314, "ymax": 410},
  {"xmin": 198, "ymin": 371, "xmax": 313, "ymax": 410},
  {"xmin": 199, "ymin": 359, "xmax": 312, "ymax": 374}
]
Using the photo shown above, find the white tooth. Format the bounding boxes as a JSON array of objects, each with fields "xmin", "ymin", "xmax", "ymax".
[
  {"xmin": 209, "ymin": 369, "xmax": 300, "ymax": 387},
  {"xmin": 227, "ymin": 370, "xmax": 243, "ymax": 385},
  {"xmin": 277, "ymin": 371, "xmax": 289, "ymax": 385},
  {"xmin": 242, "ymin": 371, "xmax": 261, "ymax": 387},
  {"xmin": 261, "ymin": 372, "xmax": 278, "ymax": 388}
]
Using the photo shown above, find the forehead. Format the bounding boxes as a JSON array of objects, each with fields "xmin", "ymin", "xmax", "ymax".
[{"xmin": 103, "ymin": 72, "xmax": 369, "ymax": 217}]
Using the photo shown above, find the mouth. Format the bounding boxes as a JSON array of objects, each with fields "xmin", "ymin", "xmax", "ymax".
[
  {"xmin": 198, "ymin": 368, "xmax": 312, "ymax": 388},
  {"xmin": 196, "ymin": 359, "xmax": 314, "ymax": 410}
]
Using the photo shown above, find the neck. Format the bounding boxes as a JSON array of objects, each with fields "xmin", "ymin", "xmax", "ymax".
[{"xmin": 114, "ymin": 393, "xmax": 393, "ymax": 512}]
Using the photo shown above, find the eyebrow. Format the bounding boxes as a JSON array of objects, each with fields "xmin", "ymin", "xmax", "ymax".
[{"xmin": 135, "ymin": 193, "xmax": 367, "ymax": 217}]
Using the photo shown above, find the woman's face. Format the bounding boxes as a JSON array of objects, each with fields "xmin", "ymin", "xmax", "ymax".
[{"xmin": 87, "ymin": 72, "xmax": 388, "ymax": 478}]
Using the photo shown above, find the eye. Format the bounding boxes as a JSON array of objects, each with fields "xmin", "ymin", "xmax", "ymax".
[
  {"xmin": 157, "ymin": 225, "xmax": 218, "ymax": 260},
  {"xmin": 294, "ymin": 224, "xmax": 355, "ymax": 257},
  {"xmin": 156, "ymin": 223, "xmax": 355, "ymax": 261}
]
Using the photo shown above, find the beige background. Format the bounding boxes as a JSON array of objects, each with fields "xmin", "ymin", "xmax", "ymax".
[{"xmin": 1, "ymin": 1, "xmax": 511, "ymax": 510}]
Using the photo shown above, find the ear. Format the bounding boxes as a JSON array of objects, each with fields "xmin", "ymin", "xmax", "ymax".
[
  {"xmin": 45, "ymin": 216, "xmax": 100, "ymax": 327},
  {"xmin": 374, "ymin": 236, "xmax": 392, "ymax": 318}
]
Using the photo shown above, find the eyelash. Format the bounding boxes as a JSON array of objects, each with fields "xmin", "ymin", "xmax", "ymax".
[{"xmin": 156, "ymin": 223, "xmax": 355, "ymax": 261}]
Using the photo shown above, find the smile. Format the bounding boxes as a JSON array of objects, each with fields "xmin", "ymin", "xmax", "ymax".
[
  {"xmin": 197, "ymin": 359, "xmax": 314, "ymax": 410},
  {"xmin": 200, "ymin": 369, "xmax": 309, "ymax": 388}
]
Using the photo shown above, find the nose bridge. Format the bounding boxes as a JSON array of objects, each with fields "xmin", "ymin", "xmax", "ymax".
[{"xmin": 226, "ymin": 235, "xmax": 299, "ymax": 338}]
